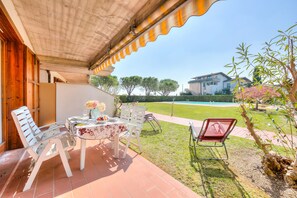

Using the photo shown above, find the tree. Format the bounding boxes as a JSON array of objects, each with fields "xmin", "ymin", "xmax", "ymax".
[
  {"xmin": 235, "ymin": 86, "xmax": 280, "ymax": 110},
  {"xmin": 141, "ymin": 77, "xmax": 159, "ymax": 96},
  {"xmin": 158, "ymin": 79, "xmax": 179, "ymax": 96},
  {"xmin": 252, "ymin": 66, "xmax": 262, "ymax": 85},
  {"xmin": 226, "ymin": 23, "xmax": 297, "ymax": 187},
  {"xmin": 120, "ymin": 76, "xmax": 142, "ymax": 96},
  {"xmin": 90, "ymin": 75, "xmax": 119, "ymax": 94}
]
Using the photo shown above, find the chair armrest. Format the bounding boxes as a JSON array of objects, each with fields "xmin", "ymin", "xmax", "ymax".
[
  {"xmin": 39, "ymin": 125, "xmax": 67, "ymax": 133},
  {"xmin": 38, "ymin": 131, "xmax": 69, "ymax": 142},
  {"xmin": 189, "ymin": 121, "xmax": 200, "ymax": 140},
  {"xmin": 39, "ymin": 122, "xmax": 65, "ymax": 129},
  {"xmin": 36, "ymin": 123, "xmax": 68, "ymax": 137},
  {"xmin": 35, "ymin": 128, "xmax": 69, "ymax": 141},
  {"xmin": 126, "ymin": 123, "xmax": 138, "ymax": 131},
  {"xmin": 26, "ymin": 133, "xmax": 65, "ymax": 150}
]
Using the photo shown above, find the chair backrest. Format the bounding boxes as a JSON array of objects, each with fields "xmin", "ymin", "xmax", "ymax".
[
  {"xmin": 120, "ymin": 104, "xmax": 132, "ymax": 122},
  {"xmin": 198, "ymin": 118, "xmax": 237, "ymax": 142},
  {"xmin": 11, "ymin": 107, "xmax": 39, "ymax": 157},
  {"xmin": 130, "ymin": 106, "xmax": 146, "ymax": 134},
  {"xmin": 22, "ymin": 106, "xmax": 42, "ymax": 136}
]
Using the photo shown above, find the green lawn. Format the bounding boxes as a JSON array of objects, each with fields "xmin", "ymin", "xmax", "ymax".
[
  {"xmin": 129, "ymin": 121, "xmax": 271, "ymax": 197},
  {"xmin": 140, "ymin": 102, "xmax": 294, "ymax": 134}
]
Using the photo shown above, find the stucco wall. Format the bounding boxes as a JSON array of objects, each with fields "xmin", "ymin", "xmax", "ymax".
[
  {"xmin": 189, "ymin": 74, "xmax": 230, "ymax": 95},
  {"xmin": 56, "ymin": 83, "xmax": 115, "ymax": 122},
  {"xmin": 40, "ymin": 70, "xmax": 48, "ymax": 83},
  {"xmin": 202, "ymin": 74, "xmax": 229, "ymax": 95},
  {"xmin": 189, "ymin": 82, "xmax": 201, "ymax": 95}
]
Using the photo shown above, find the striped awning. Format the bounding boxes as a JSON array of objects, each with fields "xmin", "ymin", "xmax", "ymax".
[{"xmin": 93, "ymin": 0, "xmax": 218, "ymax": 74}]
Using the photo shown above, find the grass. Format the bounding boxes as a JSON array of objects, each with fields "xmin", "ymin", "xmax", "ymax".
[
  {"xmin": 139, "ymin": 102, "xmax": 295, "ymax": 134},
  {"xmin": 129, "ymin": 121, "xmax": 272, "ymax": 197}
]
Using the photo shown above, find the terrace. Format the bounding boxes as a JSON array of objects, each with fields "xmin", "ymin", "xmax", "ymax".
[
  {"xmin": 0, "ymin": 0, "xmax": 217, "ymax": 197},
  {"xmin": 1, "ymin": 140, "xmax": 198, "ymax": 197},
  {"xmin": 1, "ymin": 0, "xmax": 297, "ymax": 197}
]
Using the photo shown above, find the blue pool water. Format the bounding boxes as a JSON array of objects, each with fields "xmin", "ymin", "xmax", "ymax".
[{"xmin": 168, "ymin": 101, "xmax": 237, "ymax": 106}]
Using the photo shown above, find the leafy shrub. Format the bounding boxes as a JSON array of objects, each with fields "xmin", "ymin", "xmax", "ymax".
[{"xmin": 119, "ymin": 95, "xmax": 234, "ymax": 103}]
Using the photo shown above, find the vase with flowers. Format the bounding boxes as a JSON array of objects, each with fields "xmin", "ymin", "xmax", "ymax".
[{"xmin": 85, "ymin": 100, "xmax": 106, "ymax": 119}]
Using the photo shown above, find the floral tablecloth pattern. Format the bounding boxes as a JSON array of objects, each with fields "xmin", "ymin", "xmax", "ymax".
[{"xmin": 66, "ymin": 117, "xmax": 127, "ymax": 140}]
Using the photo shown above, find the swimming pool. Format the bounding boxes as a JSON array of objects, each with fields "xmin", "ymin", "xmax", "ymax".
[{"xmin": 164, "ymin": 101, "xmax": 238, "ymax": 107}]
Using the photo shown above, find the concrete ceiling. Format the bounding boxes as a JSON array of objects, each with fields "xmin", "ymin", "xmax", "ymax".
[{"xmin": 9, "ymin": 0, "xmax": 166, "ymax": 83}]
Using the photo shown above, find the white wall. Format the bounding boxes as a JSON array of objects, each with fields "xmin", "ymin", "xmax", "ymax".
[
  {"xmin": 189, "ymin": 82, "xmax": 201, "ymax": 95},
  {"xmin": 40, "ymin": 70, "xmax": 48, "ymax": 83},
  {"xmin": 202, "ymin": 74, "xmax": 228, "ymax": 95},
  {"xmin": 56, "ymin": 83, "xmax": 115, "ymax": 122}
]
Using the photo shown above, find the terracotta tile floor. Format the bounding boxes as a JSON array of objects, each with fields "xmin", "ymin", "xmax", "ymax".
[
  {"xmin": 1, "ymin": 140, "xmax": 200, "ymax": 198},
  {"xmin": 0, "ymin": 148, "xmax": 24, "ymax": 193}
]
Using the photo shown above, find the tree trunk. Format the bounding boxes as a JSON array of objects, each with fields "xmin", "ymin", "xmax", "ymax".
[
  {"xmin": 239, "ymin": 104, "xmax": 294, "ymax": 178},
  {"xmin": 240, "ymin": 104, "xmax": 269, "ymax": 154},
  {"xmin": 262, "ymin": 151, "xmax": 293, "ymax": 177},
  {"xmin": 284, "ymin": 151, "xmax": 297, "ymax": 188}
]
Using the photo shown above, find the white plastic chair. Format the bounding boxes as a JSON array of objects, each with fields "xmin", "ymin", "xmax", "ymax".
[
  {"xmin": 120, "ymin": 105, "xmax": 146, "ymax": 158},
  {"xmin": 20, "ymin": 106, "xmax": 66, "ymax": 140},
  {"xmin": 11, "ymin": 106, "xmax": 75, "ymax": 191},
  {"xmin": 119, "ymin": 103, "xmax": 132, "ymax": 123}
]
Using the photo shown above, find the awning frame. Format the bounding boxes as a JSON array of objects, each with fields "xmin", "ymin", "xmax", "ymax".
[{"xmin": 92, "ymin": 0, "xmax": 218, "ymax": 74}]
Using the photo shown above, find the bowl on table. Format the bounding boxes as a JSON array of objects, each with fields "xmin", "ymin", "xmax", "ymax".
[{"xmin": 96, "ymin": 115, "xmax": 109, "ymax": 124}]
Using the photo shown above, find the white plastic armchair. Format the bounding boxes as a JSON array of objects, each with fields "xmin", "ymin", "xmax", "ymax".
[
  {"xmin": 20, "ymin": 106, "xmax": 66, "ymax": 140},
  {"xmin": 120, "ymin": 105, "xmax": 146, "ymax": 158},
  {"xmin": 119, "ymin": 103, "xmax": 132, "ymax": 123},
  {"xmin": 11, "ymin": 106, "xmax": 75, "ymax": 191}
]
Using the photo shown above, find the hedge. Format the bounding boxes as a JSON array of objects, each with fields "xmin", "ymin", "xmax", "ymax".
[{"xmin": 119, "ymin": 95, "xmax": 234, "ymax": 103}]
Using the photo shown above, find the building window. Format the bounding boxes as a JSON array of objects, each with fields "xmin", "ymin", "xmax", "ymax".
[{"xmin": 227, "ymin": 83, "xmax": 230, "ymax": 88}]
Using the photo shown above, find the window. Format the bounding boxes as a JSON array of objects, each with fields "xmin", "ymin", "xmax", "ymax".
[{"xmin": 227, "ymin": 83, "xmax": 230, "ymax": 88}]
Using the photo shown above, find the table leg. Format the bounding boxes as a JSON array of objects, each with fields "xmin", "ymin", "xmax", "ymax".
[
  {"xmin": 113, "ymin": 134, "xmax": 119, "ymax": 158},
  {"xmin": 80, "ymin": 139, "xmax": 86, "ymax": 170}
]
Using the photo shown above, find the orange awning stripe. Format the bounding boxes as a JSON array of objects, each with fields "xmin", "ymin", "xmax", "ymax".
[
  {"xmin": 139, "ymin": 35, "xmax": 146, "ymax": 47},
  {"xmin": 93, "ymin": 0, "xmax": 218, "ymax": 74},
  {"xmin": 148, "ymin": 29, "xmax": 156, "ymax": 42},
  {"xmin": 120, "ymin": 50, "xmax": 125, "ymax": 59},
  {"xmin": 176, "ymin": 9, "xmax": 184, "ymax": 27},
  {"xmin": 125, "ymin": 46, "xmax": 131, "ymax": 55},
  {"xmin": 160, "ymin": 19, "xmax": 169, "ymax": 35},
  {"xmin": 115, "ymin": 53, "xmax": 120, "ymax": 62},
  {"xmin": 131, "ymin": 41, "xmax": 138, "ymax": 52}
]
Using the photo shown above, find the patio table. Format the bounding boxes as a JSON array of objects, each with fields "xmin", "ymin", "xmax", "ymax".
[{"xmin": 66, "ymin": 116, "xmax": 127, "ymax": 170}]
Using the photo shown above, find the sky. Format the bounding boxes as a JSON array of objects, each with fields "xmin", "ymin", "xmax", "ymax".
[{"xmin": 112, "ymin": 0, "xmax": 297, "ymax": 95}]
